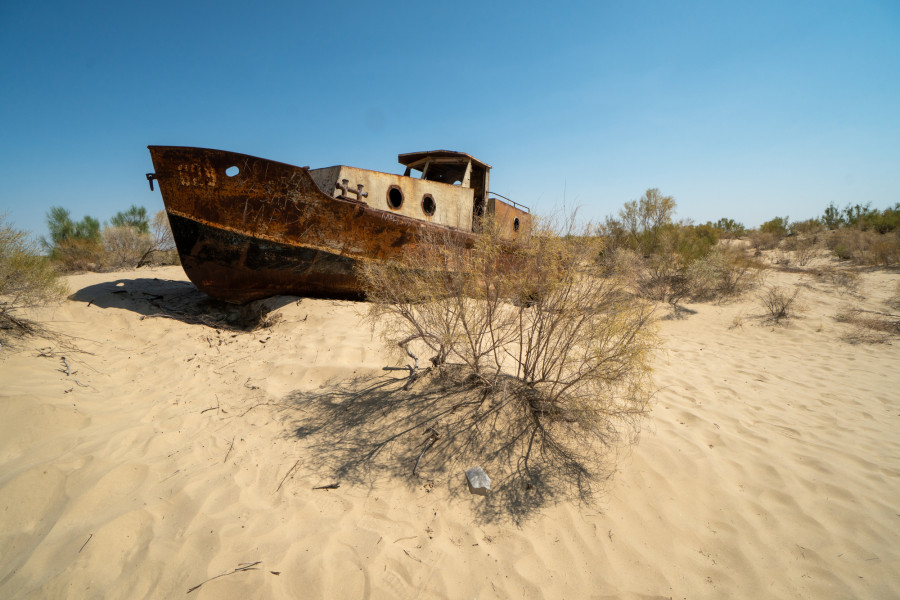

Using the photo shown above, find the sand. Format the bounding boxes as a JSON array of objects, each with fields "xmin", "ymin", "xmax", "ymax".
[{"xmin": 1, "ymin": 263, "xmax": 898, "ymax": 599}]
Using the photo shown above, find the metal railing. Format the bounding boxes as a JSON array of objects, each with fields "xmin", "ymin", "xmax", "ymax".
[{"xmin": 488, "ymin": 191, "xmax": 530, "ymax": 213}]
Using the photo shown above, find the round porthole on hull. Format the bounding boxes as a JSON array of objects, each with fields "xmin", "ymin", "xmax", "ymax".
[
  {"xmin": 422, "ymin": 194, "xmax": 436, "ymax": 216},
  {"xmin": 225, "ymin": 166, "xmax": 240, "ymax": 177},
  {"xmin": 387, "ymin": 186, "xmax": 403, "ymax": 209}
]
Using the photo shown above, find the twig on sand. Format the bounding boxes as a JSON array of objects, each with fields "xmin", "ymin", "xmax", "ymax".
[
  {"xmin": 312, "ymin": 482, "xmax": 340, "ymax": 490},
  {"xmin": 61, "ymin": 356, "xmax": 71, "ymax": 376},
  {"xmin": 187, "ymin": 561, "xmax": 262, "ymax": 594},
  {"xmin": 402, "ymin": 549, "xmax": 422, "ymax": 563},
  {"xmin": 214, "ymin": 354, "xmax": 251, "ymax": 373},
  {"xmin": 78, "ymin": 533, "xmax": 93, "ymax": 553},
  {"xmin": 276, "ymin": 460, "xmax": 300, "ymax": 492},
  {"xmin": 413, "ymin": 427, "xmax": 440, "ymax": 476},
  {"xmin": 223, "ymin": 436, "xmax": 235, "ymax": 463}
]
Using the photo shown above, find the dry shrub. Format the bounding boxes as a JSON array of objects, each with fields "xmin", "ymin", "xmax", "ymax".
[
  {"xmin": 690, "ymin": 246, "xmax": 764, "ymax": 300},
  {"xmin": 103, "ymin": 226, "xmax": 153, "ymax": 269},
  {"xmin": 632, "ymin": 225, "xmax": 718, "ymax": 310},
  {"xmin": 103, "ymin": 211, "xmax": 178, "ymax": 269},
  {"xmin": 52, "ymin": 238, "xmax": 105, "ymax": 271},
  {"xmin": 835, "ymin": 306, "xmax": 900, "ymax": 343},
  {"xmin": 792, "ymin": 237, "xmax": 819, "ymax": 266},
  {"xmin": 760, "ymin": 285, "xmax": 801, "ymax": 322},
  {"xmin": 1, "ymin": 216, "xmax": 67, "ymax": 337},
  {"xmin": 748, "ymin": 230, "xmax": 778, "ymax": 254},
  {"xmin": 359, "ymin": 216, "xmax": 657, "ymax": 483},
  {"xmin": 639, "ymin": 244, "xmax": 763, "ymax": 310},
  {"xmin": 888, "ymin": 281, "xmax": 900, "ymax": 311},
  {"xmin": 791, "ymin": 218, "xmax": 824, "ymax": 236},
  {"xmin": 640, "ymin": 250, "xmax": 694, "ymax": 310},
  {"xmin": 817, "ymin": 267, "xmax": 861, "ymax": 296},
  {"xmin": 827, "ymin": 229, "xmax": 900, "ymax": 266}
]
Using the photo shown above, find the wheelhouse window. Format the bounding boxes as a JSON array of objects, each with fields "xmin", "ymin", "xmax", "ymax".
[{"xmin": 416, "ymin": 161, "xmax": 470, "ymax": 186}]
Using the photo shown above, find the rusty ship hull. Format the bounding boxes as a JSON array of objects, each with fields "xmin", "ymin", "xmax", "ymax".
[{"xmin": 148, "ymin": 146, "xmax": 528, "ymax": 304}]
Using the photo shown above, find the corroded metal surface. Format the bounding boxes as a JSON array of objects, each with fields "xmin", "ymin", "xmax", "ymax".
[{"xmin": 148, "ymin": 146, "xmax": 508, "ymax": 303}]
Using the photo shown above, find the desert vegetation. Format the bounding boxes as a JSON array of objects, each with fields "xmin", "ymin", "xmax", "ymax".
[
  {"xmin": 43, "ymin": 205, "xmax": 177, "ymax": 271},
  {"xmin": 751, "ymin": 203, "xmax": 900, "ymax": 267},
  {"xmin": 599, "ymin": 189, "xmax": 764, "ymax": 312},
  {"xmin": 359, "ymin": 215, "xmax": 658, "ymax": 497},
  {"xmin": 0, "ymin": 215, "xmax": 66, "ymax": 339},
  {"xmin": 759, "ymin": 285, "xmax": 802, "ymax": 323}
]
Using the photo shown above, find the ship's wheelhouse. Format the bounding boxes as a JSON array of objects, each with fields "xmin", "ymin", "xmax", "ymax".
[{"xmin": 399, "ymin": 150, "xmax": 529, "ymax": 237}]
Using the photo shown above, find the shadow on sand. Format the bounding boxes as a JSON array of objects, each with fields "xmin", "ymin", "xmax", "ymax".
[
  {"xmin": 68, "ymin": 277, "xmax": 298, "ymax": 330},
  {"xmin": 281, "ymin": 369, "xmax": 622, "ymax": 524}
]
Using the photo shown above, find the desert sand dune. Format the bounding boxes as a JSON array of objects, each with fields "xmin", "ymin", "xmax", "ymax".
[{"xmin": 1, "ymin": 265, "xmax": 898, "ymax": 599}]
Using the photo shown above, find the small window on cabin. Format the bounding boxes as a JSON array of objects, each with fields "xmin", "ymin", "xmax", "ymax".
[
  {"xmin": 422, "ymin": 194, "xmax": 436, "ymax": 216},
  {"xmin": 387, "ymin": 186, "xmax": 403, "ymax": 209},
  {"xmin": 513, "ymin": 217, "xmax": 520, "ymax": 232}
]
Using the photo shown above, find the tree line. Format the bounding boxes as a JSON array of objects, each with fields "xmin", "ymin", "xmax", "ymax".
[{"xmin": 42, "ymin": 205, "xmax": 177, "ymax": 271}]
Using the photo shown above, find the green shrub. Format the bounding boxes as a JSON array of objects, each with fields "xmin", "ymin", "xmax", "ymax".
[
  {"xmin": 822, "ymin": 203, "xmax": 845, "ymax": 230},
  {"xmin": 110, "ymin": 205, "xmax": 150, "ymax": 234},
  {"xmin": 709, "ymin": 218, "xmax": 747, "ymax": 238},
  {"xmin": 618, "ymin": 188, "xmax": 677, "ymax": 256},
  {"xmin": 759, "ymin": 216, "xmax": 790, "ymax": 239},
  {"xmin": 791, "ymin": 218, "xmax": 823, "ymax": 236}
]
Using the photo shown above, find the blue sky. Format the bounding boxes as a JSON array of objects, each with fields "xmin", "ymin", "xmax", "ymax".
[{"xmin": 2, "ymin": 1, "xmax": 898, "ymax": 239}]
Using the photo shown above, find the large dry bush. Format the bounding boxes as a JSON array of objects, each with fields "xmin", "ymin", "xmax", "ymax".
[
  {"xmin": 103, "ymin": 210, "xmax": 178, "ymax": 269},
  {"xmin": 1, "ymin": 216, "xmax": 67, "ymax": 337},
  {"xmin": 686, "ymin": 246, "xmax": 764, "ymax": 300},
  {"xmin": 359, "ymin": 217, "xmax": 657, "ymax": 466},
  {"xmin": 600, "ymin": 194, "xmax": 760, "ymax": 310},
  {"xmin": 827, "ymin": 229, "xmax": 900, "ymax": 266},
  {"xmin": 634, "ymin": 229, "xmax": 760, "ymax": 310},
  {"xmin": 747, "ymin": 230, "xmax": 779, "ymax": 254},
  {"xmin": 103, "ymin": 226, "xmax": 150, "ymax": 269},
  {"xmin": 781, "ymin": 234, "xmax": 820, "ymax": 266},
  {"xmin": 51, "ymin": 237, "xmax": 106, "ymax": 272}
]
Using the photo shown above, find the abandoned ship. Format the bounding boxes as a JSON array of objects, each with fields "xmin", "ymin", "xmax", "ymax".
[{"xmin": 146, "ymin": 146, "xmax": 531, "ymax": 303}]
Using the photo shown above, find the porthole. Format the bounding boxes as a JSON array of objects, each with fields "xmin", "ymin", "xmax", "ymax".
[
  {"xmin": 513, "ymin": 217, "xmax": 520, "ymax": 232},
  {"xmin": 387, "ymin": 186, "xmax": 403, "ymax": 209},
  {"xmin": 422, "ymin": 194, "xmax": 436, "ymax": 216},
  {"xmin": 225, "ymin": 166, "xmax": 240, "ymax": 177}
]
